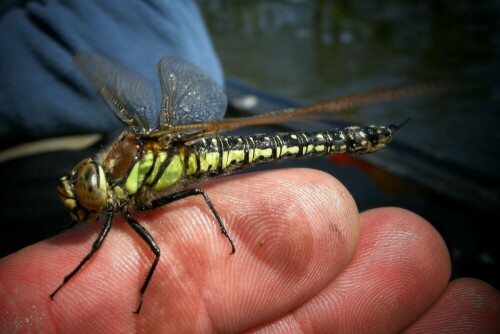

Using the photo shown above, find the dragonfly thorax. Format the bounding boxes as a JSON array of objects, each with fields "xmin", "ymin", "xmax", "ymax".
[{"xmin": 56, "ymin": 158, "xmax": 109, "ymax": 224}]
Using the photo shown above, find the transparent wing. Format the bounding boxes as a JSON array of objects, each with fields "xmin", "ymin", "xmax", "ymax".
[
  {"xmin": 74, "ymin": 53, "xmax": 158, "ymax": 134},
  {"xmin": 158, "ymin": 57, "xmax": 227, "ymax": 127},
  {"xmin": 150, "ymin": 80, "xmax": 458, "ymax": 140}
]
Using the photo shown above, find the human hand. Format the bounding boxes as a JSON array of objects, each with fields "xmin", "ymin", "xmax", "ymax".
[{"xmin": 1, "ymin": 169, "xmax": 498, "ymax": 332}]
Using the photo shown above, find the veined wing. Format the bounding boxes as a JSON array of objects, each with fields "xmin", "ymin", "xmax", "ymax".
[
  {"xmin": 74, "ymin": 53, "xmax": 158, "ymax": 134},
  {"xmin": 152, "ymin": 80, "xmax": 456, "ymax": 140},
  {"xmin": 158, "ymin": 57, "xmax": 227, "ymax": 127}
]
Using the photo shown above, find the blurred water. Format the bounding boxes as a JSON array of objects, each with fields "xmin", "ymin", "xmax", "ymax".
[{"xmin": 198, "ymin": 0, "xmax": 500, "ymax": 180}]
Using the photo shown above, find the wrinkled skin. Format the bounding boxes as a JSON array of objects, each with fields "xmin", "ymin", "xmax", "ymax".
[{"xmin": 1, "ymin": 169, "xmax": 498, "ymax": 333}]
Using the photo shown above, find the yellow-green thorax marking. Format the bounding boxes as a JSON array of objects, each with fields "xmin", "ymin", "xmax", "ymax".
[{"xmin": 99, "ymin": 131, "xmax": 188, "ymax": 202}]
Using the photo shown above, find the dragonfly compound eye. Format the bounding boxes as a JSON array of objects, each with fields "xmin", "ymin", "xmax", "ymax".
[{"xmin": 74, "ymin": 161, "xmax": 108, "ymax": 213}]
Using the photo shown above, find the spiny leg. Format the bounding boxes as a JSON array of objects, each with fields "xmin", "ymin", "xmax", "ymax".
[
  {"xmin": 50, "ymin": 208, "xmax": 114, "ymax": 300},
  {"xmin": 145, "ymin": 188, "xmax": 235, "ymax": 254},
  {"xmin": 121, "ymin": 207, "xmax": 160, "ymax": 314}
]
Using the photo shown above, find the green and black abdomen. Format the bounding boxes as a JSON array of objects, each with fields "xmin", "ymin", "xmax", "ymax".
[{"xmin": 184, "ymin": 124, "xmax": 398, "ymax": 179}]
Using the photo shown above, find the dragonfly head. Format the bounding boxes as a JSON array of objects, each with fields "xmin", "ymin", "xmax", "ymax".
[{"xmin": 57, "ymin": 158, "xmax": 109, "ymax": 224}]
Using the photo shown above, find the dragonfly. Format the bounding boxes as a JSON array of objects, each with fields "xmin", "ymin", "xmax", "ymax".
[{"xmin": 52, "ymin": 53, "xmax": 445, "ymax": 314}]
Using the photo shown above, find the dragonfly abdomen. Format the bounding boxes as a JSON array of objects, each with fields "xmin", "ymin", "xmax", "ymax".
[{"xmin": 185, "ymin": 124, "xmax": 397, "ymax": 179}]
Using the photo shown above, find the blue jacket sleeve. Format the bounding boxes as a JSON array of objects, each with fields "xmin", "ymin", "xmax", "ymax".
[{"xmin": 0, "ymin": 0, "xmax": 223, "ymax": 139}]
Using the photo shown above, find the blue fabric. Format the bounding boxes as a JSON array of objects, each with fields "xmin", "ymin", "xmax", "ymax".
[{"xmin": 0, "ymin": 0, "xmax": 223, "ymax": 139}]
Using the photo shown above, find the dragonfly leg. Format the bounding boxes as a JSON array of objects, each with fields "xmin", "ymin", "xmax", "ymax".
[
  {"xmin": 50, "ymin": 208, "xmax": 114, "ymax": 300},
  {"xmin": 146, "ymin": 188, "xmax": 235, "ymax": 255},
  {"xmin": 121, "ymin": 207, "xmax": 160, "ymax": 314}
]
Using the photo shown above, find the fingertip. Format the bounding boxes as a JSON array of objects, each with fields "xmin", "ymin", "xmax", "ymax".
[
  {"xmin": 360, "ymin": 206, "xmax": 452, "ymax": 277},
  {"xmin": 305, "ymin": 206, "xmax": 454, "ymax": 331},
  {"xmin": 407, "ymin": 277, "xmax": 500, "ymax": 332},
  {"xmin": 224, "ymin": 168, "xmax": 360, "ymax": 264}
]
